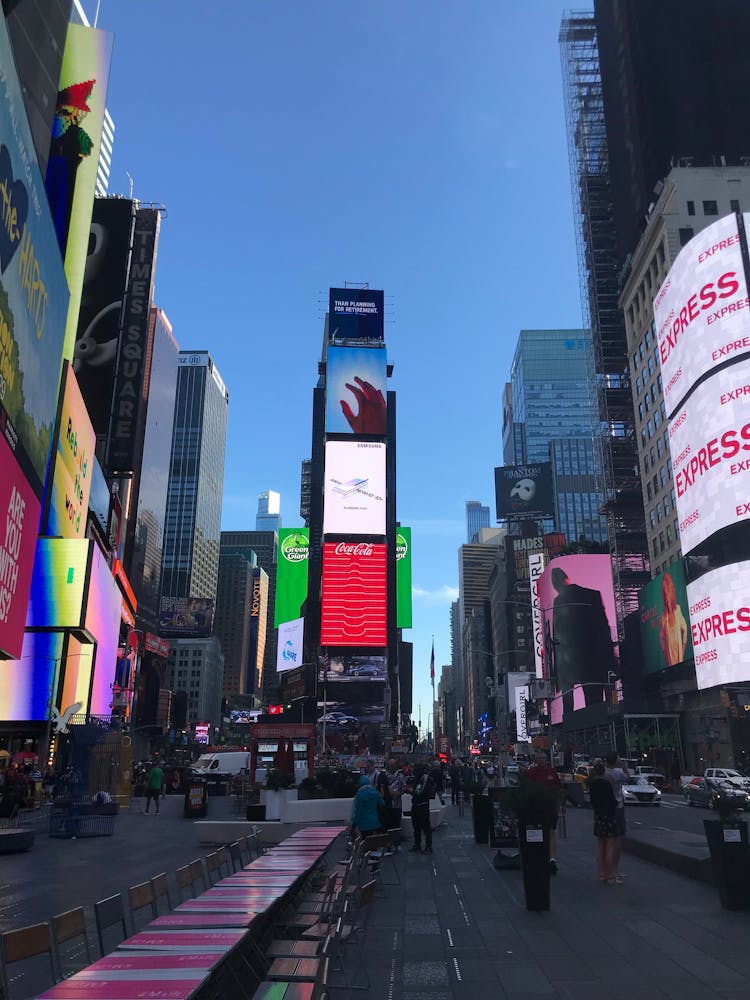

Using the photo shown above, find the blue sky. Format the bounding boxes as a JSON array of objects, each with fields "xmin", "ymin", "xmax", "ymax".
[{"xmin": 98, "ymin": 1, "xmax": 590, "ymax": 734}]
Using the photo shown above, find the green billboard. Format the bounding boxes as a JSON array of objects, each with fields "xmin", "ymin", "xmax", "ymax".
[
  {"xmin": 274, "ymin": 528, "xmax": 309, "ymax": 627},
  {"xmin": 396, "ymin": 527, "xmax": 412, "ymax": 629}
]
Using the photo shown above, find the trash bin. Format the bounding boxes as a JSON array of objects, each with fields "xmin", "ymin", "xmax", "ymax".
[{"xmin": 184, "ymin": 780, "xmax": 208, "ymax": 819}]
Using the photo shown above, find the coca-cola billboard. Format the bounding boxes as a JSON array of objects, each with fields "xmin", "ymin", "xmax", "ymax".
[{"xmin": 320, "ymin": 542, "xmax": 387, "ymax": 646}]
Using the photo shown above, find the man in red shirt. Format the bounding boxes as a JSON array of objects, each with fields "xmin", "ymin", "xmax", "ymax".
[{"xmin": 525, "ymin": 750, "xmax": 562, "ymax": 873}]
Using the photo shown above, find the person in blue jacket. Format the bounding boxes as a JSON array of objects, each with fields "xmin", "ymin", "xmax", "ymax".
[{"xmin": 350, "ymin": 773, "xmax": 384, "ymax": 837}]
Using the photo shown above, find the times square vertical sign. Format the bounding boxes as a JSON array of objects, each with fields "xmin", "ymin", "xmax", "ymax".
[{"xmin": 654, "ymin": 213, "xmax": 750, "ymax": 689}]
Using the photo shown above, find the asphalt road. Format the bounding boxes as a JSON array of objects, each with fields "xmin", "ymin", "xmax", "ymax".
[{"xmin": 621, "ymin": 791, "xmax": 733, "ymax": 835}]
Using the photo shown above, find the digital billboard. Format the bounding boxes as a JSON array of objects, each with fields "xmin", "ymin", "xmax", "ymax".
[
  {"xmin": 396, "ymin": 527, "xmax": 412, "ymax": 629},
  {"xmin": 328, "ymin": 288, "xmax": 384, "ymax": 342},
  {"xmin": 528, "ymin": 551, "xmax": 545, "ymax": 680},
  {"xmin": 638, "ymin": 562, "xmax": 693, "ymax": 676},
  {"xmin": 46, "ymin": 362, "xmax": 96, "ymax": 538},
  {"xmin": 686, "ymin": 560, "xmax": 750, "ymax": 690},
  {"xmin": 277, "ymin": 617, "xmax": 304, "ymax": 673},
  {"xmin": 320, "ymin": 542, "xmax": 387, "ymax": 646},
  {"xmin": 159, "ymin": 596, "xmax": 214, "ymax": 637},
  {"xmin": 85, "ymin": 538, "xmax": 123, "ymax": 715},
  {"xmin": 45, "ymin": 22, "xmax": 113, "ymax": 362},
  {"xmin": 26, "ymin": 537, "xmax": 89, "ymax": 630},
  {"xmin": 495, "ymin": 464, "xmax": 554, "ymax": 519},
  {"xmin": 323, "ymin": 441, "xmax": 386, "ymax": 536},
  {"xmin": 0, "ymin": 16, "xmax": 70, "ymax": 499},
  {"xmin": 0, "ymin": 631, "xmax": 63, "ymax": 721},
  {"xmin": 325, "ymin": 345, "xmax": 387, "ymax": 435},
  {"xmin": 537, "ymin": 554, "xmax": 617, "ymax": 722},
  {"xmin": 654, "ymin": 213, "xmax": 750, "ymax": 418},
  {"xmin": 320, "ymin": 653, "xmax": 387, "ymax": 683},
  {"xmin": 274, "ymin": 528, "xmax": 309, "ymax": 628},
  {"xmin": 0, "ymin": 435, "xmax": 42, "ymax": 658}
]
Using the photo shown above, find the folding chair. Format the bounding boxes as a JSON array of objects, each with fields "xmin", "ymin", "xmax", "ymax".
[
  {"xmin": 51, "ymin": 906, "xmax": 93, "ymax": 977},
  {"xmin": 128, "ymin": 880, "xmax": 158, "ymax": 930},
  {"xmin": 190, "ymin": 857, "xmax": 207, "ymax": 892},
  {"xmin": 216, "ymin": 844, "xmax": 233, "ymax": 876},
  {"xmin": 0, "ymin": 922, "xmax": 58, "ymax": 998},
  {"xmin": 360, "ymin": 832, "xmax": 391, "ymax": 891},
  {"xmin": 265, "ymin": 933, "xmax": 331, "ymax": 992},
  {"xmin": 175, "ymin": 863, "xmax": 194, "ymax": 902},
  {"xmin": 94, "ymin": 894, "xmax": 128, "ymax": 955},
  {"xmin": 205, "ymin": 850, "xmax": 223, "ymax": 885},
  {"xmin": 150, "ymin": 872, "xmax": 173, "ymax": 913},
  {"xmin": 336, "ymin": 880, "xmax": 378, "ymax": 991},
  {"xmin": 229, "ymin": 840, "xmax": 244, "ymax": 872}
]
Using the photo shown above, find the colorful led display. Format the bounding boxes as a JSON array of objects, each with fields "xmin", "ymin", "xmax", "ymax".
[
  {"xmin": 396, "ymin": 528, "xmax": 412, "ymax": 629},
  {"xmin": 0, "ymin": 16, "xmax": 69, "ymax": 499},
  {"xmin": 325, "ymin": 345, "xmax": 387, "ymax": 435},
  {"xmin": 274, "ymin": 528, "xmax": 309, "ymax": 628},
  {"xmin": 638, "ymin": 561, "xmax": 693, "ymax": 676},
  {"xmin": 59, "ymin": 633, "xmax": 93, "ymax": 717},
  {"xmin": 277, "ymin": 617, "xmax": 304, "ymax": 673},
  {"xmin": 495, "ymin": 463, "xmax": 554, "ymax": 519},
  {"xmin": 328, "ymin": 288, "xmax": 384, "ymax": 342},
  {"xmin": 0, "ymin": 631, "xmax": 63, "ymax": 721},
  {"xmin": 686, "ymin": 559, "xmax": 750, "ymax": 690},
  {"xmin": 25, "ymin": 537, "xmax": 89, "ymax": 629},
  {"xmin": 45, "ymin": 22, "xmax": 113, "ymax": 361},
  {"xmin": 46, "ymin": 361, "xmax": 96, "ymax": 538},
  {"xmin": 323, "ymin": 441, "xmax": 386, "ymax": 536},
  {"xmin": 159, "ymin": 596, "xmax": 214, "ymax": 636},
  {"xmin": 320, "ymin": 542, "xmax": 387, "ymax": 646},
  {"xmin": 86, "ymin": 539, "xmax": 122, "ymax": 715}
]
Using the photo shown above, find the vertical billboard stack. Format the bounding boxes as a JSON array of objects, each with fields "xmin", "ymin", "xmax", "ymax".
[
  {"xmin": 654, "ymin": 214, "xmax": 750, "ymax": 691},
  {"xmin": 318, "ymin": 288, "xmax": 397, "ymax": 749}
]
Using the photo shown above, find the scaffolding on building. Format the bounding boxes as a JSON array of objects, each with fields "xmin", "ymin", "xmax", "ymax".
[{"xmin": 559, "ymin": 11, "xmax": 649, "ymax": 633}]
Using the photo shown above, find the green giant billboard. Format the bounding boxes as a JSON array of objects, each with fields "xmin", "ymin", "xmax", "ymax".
[
  {"xmin": 396, "ymin": 527, "xmax": 412, "ymax": 629},
  {"xmin": 274, "ymin": 528, "xmax": 309, "ymax": 628}
]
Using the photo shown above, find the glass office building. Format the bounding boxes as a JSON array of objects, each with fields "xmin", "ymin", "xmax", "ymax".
[{"xmin": 466, "ymin": 501, "xmax": 491, "ymax": 543}]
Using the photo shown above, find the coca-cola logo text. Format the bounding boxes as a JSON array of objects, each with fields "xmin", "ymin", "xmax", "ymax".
[{"xmin": 334, "ymin": 542, "xmax": 373, "ymax": 556}]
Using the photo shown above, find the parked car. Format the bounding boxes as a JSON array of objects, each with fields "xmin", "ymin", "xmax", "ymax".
[
  {"xmin": 684, "ymin": 777, "xmax": 750, "ymax": 810},
  {"xmin": 622, "ymin": 776, "xmax": 661, "ymax": 805},
  {"xmin": 633, "ymin": 771, "xmax": 669, "ymax": 792},
  {"xmin": 704, "ymin": 768, "xmax": 750, "ymax": 790}
]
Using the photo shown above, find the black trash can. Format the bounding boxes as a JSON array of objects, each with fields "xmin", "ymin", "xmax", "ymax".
[
  {"xmin": 704, "ymin": 819, "xmax": 750, "ymax": 910},
  {"xmin": 518, "ymin": 823, "xmax": 551, "ymax": 911},
  {"xmin": 184, "ymin": 780, "xmax": 208, "ymax": 819},
  {"xmin": 472, "ymin": 794, "xmax": 492, "ymax": 844}
]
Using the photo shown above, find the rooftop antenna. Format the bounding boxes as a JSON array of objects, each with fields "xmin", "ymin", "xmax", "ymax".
[
  {"xmin": 94, "ymin": 0, "xmax": 101, "ymax": 27},
  {"xmin": 126, "ymin": 171, "xmax": 134, "ymax": 199}
]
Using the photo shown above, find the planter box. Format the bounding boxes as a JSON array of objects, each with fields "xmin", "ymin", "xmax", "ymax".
[
  {"xmin": 704, "ymin": 819, "xmax": 750, "ymax": 911},
  {"xmin": 472, "ymin": 794, "xmax": 492, "ymax": 844},
  {"xmin": 518, "ymin": 823, "xmax": 550, "ymax": 911}
]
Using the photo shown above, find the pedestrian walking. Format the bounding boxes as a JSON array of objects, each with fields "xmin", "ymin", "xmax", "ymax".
[
  {"xmin": 407, "ymin": 764, "xmax": 436, "ymax": 854},
  {"xmin": 587, "ymin": 761, "xmax": 619, "ymax": 884},
  {"xmin": 350, "ymin": 774, "xmax": 385, "ymax": 838},
  {"xmin": 144, "ymin": 761, "xmax": 164, "ymax": 815},
  {"xmin": 603, "ymin": 751, "xmax": 630, "ymax": 882},
  {"xmin": 525, "ymin": 750, "xmax": 562, "ymax": 874}
]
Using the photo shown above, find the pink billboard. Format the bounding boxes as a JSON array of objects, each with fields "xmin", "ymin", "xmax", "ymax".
[
  {"xmin": 0, "ymin": 436, "xmax": 42, "ymax": 658},
  {"xmin": 537, "ymin": 554, "xmax": 618, "ymax": 724}
]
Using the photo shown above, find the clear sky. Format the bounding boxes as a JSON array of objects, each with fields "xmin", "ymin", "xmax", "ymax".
[{"xmin": 98, "ymin": 1, "xmax": 590, "ymax": 736}]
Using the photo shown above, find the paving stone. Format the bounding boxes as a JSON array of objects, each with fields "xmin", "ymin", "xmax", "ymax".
[
  {"xmin": 495, "ymin": 960, "xmax": 556, "ymax": 995},
  {"xmin": 405, "ymin": 916, "xmax": 441, "ymax": 934},
  {"xmin": 402, "ymin": 960, "xmax": 450, "ymax": 987}
]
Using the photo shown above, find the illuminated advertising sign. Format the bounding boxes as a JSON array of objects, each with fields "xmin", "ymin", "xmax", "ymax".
[
  {"xmin": 654, "ymin": 213, "xmax": 750, "ymax": 417},
  {"xmin": 0, "ymin": 436, "xmax": 41, "ymax": 658},
  {"xmin": 528, "ymin": 551, "xmax": 545, "ymax": 680},
  {"xmin": 46, "ymin": 362, "xmax": 95, "ymax": 538},
  {"xmin": 321, "ymin": 653, "xmax": 387, "ymax": 683},
  {"xmin": 320, "ymin": 542, "xmax": 387, "ymax": 646},
  {"xmin": 107, "ymin": 208, "xmax": 160, "ymax": 473},
  {"xmin": 86, "ymin": 539, "xmax": 122, "ymax": 715},
  {"xmin": 325, "ymin": 345, "xmax": 387, "ymax": 435},
  {"xmin": 687, "ymin": 560, "xmax": 750, "ymax": 690},
  {"xmin": 669, "ymin": 361, "xmax": 750, "ymax": 554},
  {"xmin": 195, "ymin": 723, "xmax": 209, "ymax": 744},
  {"xmin": 537, "ymin": 554, "xmax": 617, "ymax": 722},
  {"xmin": 328, "ymin": 288, "xmax": 384, "ymax": 342},
  {"xmin": 495, "ymin": 463, "xmax": 554, "ymax": 519},
  {"xmin": 514, "ymin": 684, "xmax": 530, "ymax": 742},
  {"xmin": 277, "ymin": 617, "xmax": 304, "ymax": 673},
  {"xmin": 638, "ymin": 562, "xmax": 693, "ymax": 676},
  {"xmin": 0, "ymin": 17, "xmax": 70, "ymax": 499},
  {"xmin": 159, "ymin": 596, "xmax": 214, "ymax": 637},
  {"xmin": 396, "ymin": 527, "xmax": 412, "ymax": 629},
  {"xmin": 323, "ymin": 441, "xmax": 386, "ymax": 536},
  {"xmin": 45, "ymin": 22, "xmax": 113, "ymax": 361},
  {"xmin": 0, "ymin": 631, "xmax": 63, "ymax": 721},
  {"xmin": 26, "ymin": 537, "xmax": 89, "ymax": 629},
  {"xmin": 274, "ymin": 528, "xmax": 309, "ymax": 628}
]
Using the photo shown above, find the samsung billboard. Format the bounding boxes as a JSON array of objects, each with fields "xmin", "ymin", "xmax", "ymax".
[
  {"xmin": 495, "ymin": 463, "xmax": 554, "ymax": 519},
  {"xmin": 328, "ymin": 288, "xmax": 384, "ymax": 342},
  {"xmin": 323, "ymin": 440, "xmax": 386, "ymax": 536}
]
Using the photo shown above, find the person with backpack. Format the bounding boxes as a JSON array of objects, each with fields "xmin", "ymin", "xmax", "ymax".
[{"xmin": 407, "ymin": 764, "xmax": 436, "ymax": 854}]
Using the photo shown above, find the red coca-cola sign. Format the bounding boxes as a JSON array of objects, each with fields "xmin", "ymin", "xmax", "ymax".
[{"xmin": 320, "ymin": 542, "xmax": 387, "ymax": 646}]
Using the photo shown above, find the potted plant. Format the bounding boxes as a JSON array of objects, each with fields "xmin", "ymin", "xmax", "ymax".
[
  {"xmin": 468, "ymin": 779, "xmax": 492, "ymax": 844},
  {"xmin": 506, "ymin": 780, "xmax": 559, "ymax": 911},
  {"xmin": 262, "ymin": 769, "xmax": 297, "ymax": 820},
  {"xmin": 703, "ymin": 789, "xmax": 750, "ymax": 911}
]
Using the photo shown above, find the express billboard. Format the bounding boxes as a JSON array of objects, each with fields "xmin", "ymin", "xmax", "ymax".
[
  {"xmin": 686, "ymin": 559, "xmax": 750, "ymax": 690},
  {"xmin": 396, "ymin": 527, "xmax": 412, "ymax": 629},
  {"xmin": 323, "ymin": 441, "xmax": 386, "ymax": 536},
  {"xmin": 0, "ymin": 15, "xmax": 70, "ymax": 499},
  {"xmin": 320, "ymin": 542, "xmax": 387, "ymax": 647},
  {"xmin": 45, "ymin": 361, "xmax": 96, "ymax": 538},
  {"xmin": 328, "ymin": 288, "xmax": 384, "ymax": 342},
  {"xmin": 495, "ymin": 463, "xmax": 554, "ymax": 519},
  {"xmin": 45, "ymin": 22, "xmax": 113, "ymax": 362},
  {"xmin": 537, "ymin": 554, "xmax": 617, "ymax": 722},
  {"xmin": 159, "ymin": 596, "xmax": 214, "ymax": 637},
  {"xmin": 325, "ymin": 345, "xmax": 387, "ymax": 435},
  {"xmin": 274, "ymin": 528, "xmax": 309, "ymax": 628},
  {"xmin": 654, "ymin": 213, "xmax": 750, "ymax": 418},
  {"xmin": 638, "ymin": 562, "xmax": 693, "ymax": 676}
]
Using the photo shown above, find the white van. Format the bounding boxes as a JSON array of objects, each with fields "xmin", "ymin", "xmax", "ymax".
[{"xmin": 192, "ymin": 751, "xmax": 250, "ymax": 780}]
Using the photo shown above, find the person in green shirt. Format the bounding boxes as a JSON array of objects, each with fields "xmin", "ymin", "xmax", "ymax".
[{"xmin": 144, "ymin": 762, "xmax": 164, "ymax": 814}]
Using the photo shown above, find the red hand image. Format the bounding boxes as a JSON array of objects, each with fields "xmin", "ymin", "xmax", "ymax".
[{"xmin": 340, "ymin": 376, "xmax": 386, "ymax": 433}]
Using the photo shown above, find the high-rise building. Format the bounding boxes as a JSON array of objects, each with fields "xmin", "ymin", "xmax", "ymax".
[
  {"xmin": 214, "ymin": 550, "xmax": 255, "ymax": 699},
  {"xmin": 505, "ymin": 329, "xmax": 607, "ymax": 545},
  {"xmin": 256, "ymin": 491, "xmax": 281, "ymax": 531},
  {"xmin": 160, "ymin": 352, "xmax": 229, "ymax": 606},
  {"xmin": 466, "ymin": 501, "xmax": 490, "ymax": 543},
  {"xmin": 166, "ymin": 636, "xmax": 224, "ymax": 734}
]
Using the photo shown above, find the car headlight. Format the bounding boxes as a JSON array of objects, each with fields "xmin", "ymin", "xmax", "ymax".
[{"xmin": 654, "ymin": 789, "xmax": 661, "ymax": 797}]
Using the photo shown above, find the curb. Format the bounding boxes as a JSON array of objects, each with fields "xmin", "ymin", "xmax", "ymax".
[{"xmin": 622, "ymin": 834, "xmax": 714, "ymax": 884}]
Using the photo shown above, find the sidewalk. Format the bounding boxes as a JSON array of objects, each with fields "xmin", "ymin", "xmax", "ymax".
[{"xmin": 354, "ymin": 802, "xmax": 750, "ymax": 999}]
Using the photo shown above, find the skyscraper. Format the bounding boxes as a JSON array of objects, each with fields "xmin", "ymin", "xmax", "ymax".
[
  {"xmin": 213, "ymin": 550, "xmax": 255, "ymax": 699},
  {"xmin": 160, "ymin": 352, "xmax": 229, "ymax": 605},
  {"xmin": 466, "ymin": 501, "xmax": 490, "ymax": 544},
  {"xmin": 256, "ymin": 491, "xmax": 282, "ymax": 531}
]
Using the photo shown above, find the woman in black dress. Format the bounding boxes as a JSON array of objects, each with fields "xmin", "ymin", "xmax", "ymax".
[{"xmin": 587, "ymin": 761, "xmax": 619, "ymax": 884}]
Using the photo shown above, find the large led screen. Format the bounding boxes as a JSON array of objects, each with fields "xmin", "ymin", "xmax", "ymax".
[
  {"xmin": 85, "ymin": 538, "xmax": 122, "ymax": 715},
  {"xmin": 46, "ymin": 362, "xmax": 96, "ymax": 538},
  {"xmin": 669, "ymin": 361, "xmax": 750, "ymax": 554},
  {"xmin": 277, "ymin": 617, "xmax": 304, "ymax": 673},
  {"xmin": 320, "ymin": 542, "xmax": 387, "ymax": 646},
  {"xmin": 654, "ymin": 214, "xmax": 750, "ymax": 418},
  {"xmin": 537, "ymin": 554, "xmax": 617, "ymax": 723},
  {"xmin": 323, "ymin": 441, "xmax": 386, "ymax": 536},
  {"xmin": 159, "ymin": 596, "xmax": 214, "ymax": 636},
  {"xmin": 0, "ymin": 631, "xmax": 63, "ymax": 721},
  {"xmin": 396, "ymin": 528, "xmax": 412, "ymax": 629},
  {"xmin": 320, "ymin": 653, "xmax": 387, "ymax": 683},
  {"xmin": 0, "ymin": 16, "xmax": 69, "ymax": 499},
  {"xmin": 638, "ymin": 562, "xmax": 693, "ymax": 676},
  {"xmin": 325, "ymin": 345, "xmax": 387, "ymax": 435},
  {"xmin": 495, "ymin": 463, "xmax": 554, "ymax": 519},
  {"xmin": 26, "ymin": 537, "xmax": 89, "ymax": 630},
  {"xmin": 274, "ymin": 528, "xmax": 309, "ymax": 628},
  {"xmin": 328, "ymin": 288, "xmax": 384, "ymax": 342},
  {"xmin": 687, "ymin": 560, "xmax": 750, "ymax": 690}
]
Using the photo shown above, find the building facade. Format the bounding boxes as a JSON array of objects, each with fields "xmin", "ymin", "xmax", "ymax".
[
  {"xmin": 466, "ymin": 501, "xmax": 490, "ymax": 543},
  {"xmin": 213, "ymin": 551, "xmax": 255, "ymax": 700},
  {"xmin": 166, "ymin": 636, "xmax": 224, "ymax": 735},
  {"xmin": 256, "ymin": 491, "xmax": 282, "ymax": 532}
]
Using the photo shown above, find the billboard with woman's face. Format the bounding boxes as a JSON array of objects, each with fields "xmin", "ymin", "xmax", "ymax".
[{"xmin": 638, "ymin": 563, "xmax": 693, "ymax": 676}]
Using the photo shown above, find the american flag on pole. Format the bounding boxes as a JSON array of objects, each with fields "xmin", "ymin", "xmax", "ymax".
[{"xmin": 429, "ymin": 640, "xmax": 435, "ymax": 683}]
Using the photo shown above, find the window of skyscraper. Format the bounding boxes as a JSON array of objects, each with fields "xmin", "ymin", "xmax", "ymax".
[{"xmin": 702, "ymin": 200, "xmax": 718, "ymax": 216}]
